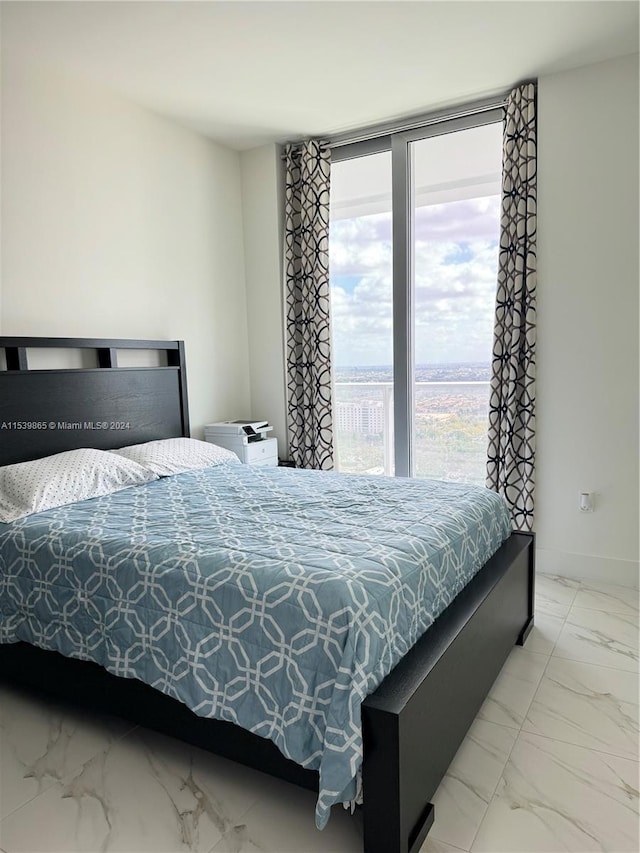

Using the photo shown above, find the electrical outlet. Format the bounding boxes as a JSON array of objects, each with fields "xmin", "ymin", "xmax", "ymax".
[{"xmin": 579, "ymin": 492, "xmax": 594, "ymax": 513}]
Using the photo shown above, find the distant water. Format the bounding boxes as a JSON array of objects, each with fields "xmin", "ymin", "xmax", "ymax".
[{"xmin": 335, "ymin": 363, "xmax": 491, "ymax": 383}]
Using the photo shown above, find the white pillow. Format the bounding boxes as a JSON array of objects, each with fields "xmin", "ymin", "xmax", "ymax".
[
  {"xmin": 110, "ymin": 437, "xmax": 239, "ymax": 476},
  {"xmin": 0, "ymin": 448, "xmax": 158, "ymax": 523}
]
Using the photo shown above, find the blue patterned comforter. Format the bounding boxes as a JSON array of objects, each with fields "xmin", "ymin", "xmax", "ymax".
[{"xmin": 0, "ymin": 463, "xmax": 511, "ymax": 827}]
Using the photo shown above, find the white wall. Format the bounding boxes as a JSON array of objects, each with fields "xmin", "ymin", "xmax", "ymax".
[
  {"xmin": 240, "ymin": 144, "xmax": 287, "ymax": 455},
  {"xmin": 536, "ymin": 53, "xmax": 639, "ymax": 586},
  {"xmin": 0, "ymin": 56, "xmax": 251, "ymax": 436}
]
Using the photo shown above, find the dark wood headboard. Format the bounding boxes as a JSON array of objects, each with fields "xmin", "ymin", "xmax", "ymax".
[{"xmin": 0, "ymin": 337, "xmax": 190, "ymax": 466}]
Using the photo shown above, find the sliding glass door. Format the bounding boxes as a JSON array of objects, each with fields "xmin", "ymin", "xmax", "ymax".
[{"xmin": 329, "ymin": 109, "xmax": 502, "ymax": 483}]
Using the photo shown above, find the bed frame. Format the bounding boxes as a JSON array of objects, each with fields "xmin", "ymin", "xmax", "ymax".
[{"xmin": 0, "ymin": 336, "xmax": 535, "ymax": 853}]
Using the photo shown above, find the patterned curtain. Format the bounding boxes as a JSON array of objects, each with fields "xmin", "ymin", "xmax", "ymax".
[
  {"xmin": 487, "ymin": 82, "xmax": 537, "ymax": 531},
  {"xmin": 284, "ymin": 140, "xmax": 334, "ymax": 470}
]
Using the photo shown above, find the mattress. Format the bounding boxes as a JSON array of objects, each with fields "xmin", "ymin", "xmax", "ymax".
[{"xmin": 0, "ymin": 462, "xmax": 512, "ymax": 827}]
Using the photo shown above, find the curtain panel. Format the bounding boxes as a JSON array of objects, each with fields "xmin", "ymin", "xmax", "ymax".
[
  {"xmin": 283, "ymin": 140, "xmax": 334, "ymax": 470},
  {"xmin": 487, "ymin": 82, "xmax": 537, "ymax": 531}
]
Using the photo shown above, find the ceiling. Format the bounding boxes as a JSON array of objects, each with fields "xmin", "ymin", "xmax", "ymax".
[{"xmin": 2, "ymin": 0, "xmax": 638, "ymax": 150}]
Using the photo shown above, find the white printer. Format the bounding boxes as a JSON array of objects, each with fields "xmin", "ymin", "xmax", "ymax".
[{"xmin": 204, "ymin": 420, "xmax": 278, "ymax": 467}]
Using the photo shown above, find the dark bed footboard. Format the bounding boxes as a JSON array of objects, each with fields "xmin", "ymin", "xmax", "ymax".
[{"xmin": 361, "ymin": 531, "xmax": 534, "ymax": 853}]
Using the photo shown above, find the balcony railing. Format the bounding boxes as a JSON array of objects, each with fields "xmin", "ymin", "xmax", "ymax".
[{"xmin": 334, "ymin": 380, "xmax": 490, "ymax": 483}]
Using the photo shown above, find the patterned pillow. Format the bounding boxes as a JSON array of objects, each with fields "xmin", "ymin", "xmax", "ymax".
[
  {"xmin": 0, "ymin": 448, "xmax": 158, "ymax": 523},
  {"xmin": 110, "ymin": 437, "xmax": 240, "ymax": 476}
]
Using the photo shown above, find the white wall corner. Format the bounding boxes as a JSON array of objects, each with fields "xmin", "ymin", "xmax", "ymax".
[{"xmin": 240, "ymin": 143, "xmax": 287, "ymax": 457}]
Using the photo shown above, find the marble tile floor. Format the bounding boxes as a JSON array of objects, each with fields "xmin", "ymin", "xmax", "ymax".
[{"xmin": 0, "ymin": 575, "xmax": 637, "ymax": 853}]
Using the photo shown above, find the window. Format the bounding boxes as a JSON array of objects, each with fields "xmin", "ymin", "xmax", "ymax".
[{"xmin": 329, "ymin": 110, "xmax": 502, "ymax": 485}]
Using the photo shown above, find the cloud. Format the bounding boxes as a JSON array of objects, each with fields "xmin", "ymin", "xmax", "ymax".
[
  {"xmin": 329, "ymin": 196, "xmax": 500, "ymax": 365},
  {"xmin": 414, "ymin": 196, "xmax": 500, "ymax": 243},
  {"xmin": 330, "ymin": 213, "xmax": 392, "ymax": 278},
  {"xmin": 331, "ymin": 274, "xmax": 393, "ymax": 366}
]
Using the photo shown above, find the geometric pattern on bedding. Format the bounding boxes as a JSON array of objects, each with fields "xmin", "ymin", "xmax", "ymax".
[{"xmin": 0, "ymin": 464, "xmax": 512, "ymax": 828}]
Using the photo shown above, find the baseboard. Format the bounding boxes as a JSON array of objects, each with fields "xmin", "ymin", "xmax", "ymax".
[{"xmin": 536, "ymin": 548, "xmax": 639, "ymax": 589}]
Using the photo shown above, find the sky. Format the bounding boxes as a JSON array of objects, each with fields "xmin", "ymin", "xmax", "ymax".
[{"xmin": 329, "ymin": 194, "xmax": 501, "ymax": 367}]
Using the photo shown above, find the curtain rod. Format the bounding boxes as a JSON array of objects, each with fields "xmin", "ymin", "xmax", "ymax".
[{"xmin": 280, "ymin": 91, "xmax": 509, "ymax": 155}]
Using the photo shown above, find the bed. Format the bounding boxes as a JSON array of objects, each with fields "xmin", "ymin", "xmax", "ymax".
[{"xmin": 0, "ymin": 336, "xmax": 535, "ymax": 853}]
